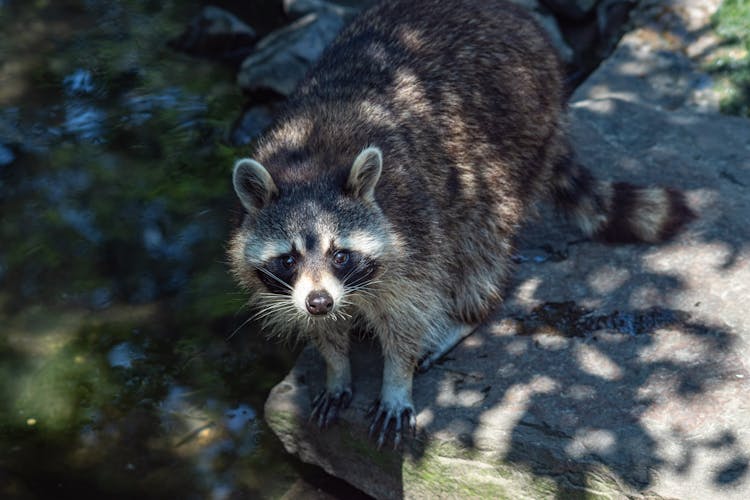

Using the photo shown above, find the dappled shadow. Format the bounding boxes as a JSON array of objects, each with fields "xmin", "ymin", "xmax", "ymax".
[
  {"xmin": 409, "ymin": 302, "xmax": 747, "ymax": 496},
  {"xmin": 568, "ymin": 97, "xmax": 750, "ymax": 272},
  {"xmin": 294, "ymin": 289, "xmax": 748, "ymax": 497}
]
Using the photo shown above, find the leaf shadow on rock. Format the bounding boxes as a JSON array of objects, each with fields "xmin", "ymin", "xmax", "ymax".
[
  {"xmin": 396, "ymin": 99, "xmax": 750, "ymax": 500},
  {"xmin": 394, "ymin": 89, "xmax": 750, "ymax": 497},
  {"xmin": 407, "ymin": 306, "xmax": 748, "ymax": 497}
]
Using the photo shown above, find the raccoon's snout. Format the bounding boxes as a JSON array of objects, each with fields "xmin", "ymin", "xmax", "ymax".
[{"xmin": 306, "ymin": 290, "xmax": 333, "ymax": 315}]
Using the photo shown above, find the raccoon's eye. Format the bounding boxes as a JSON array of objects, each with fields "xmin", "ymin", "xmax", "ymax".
[
  {"xmin": 279, "ymin": 254, "xmax": 297, "ymax": 269},
  {"xmin": 332, "ymin": 250, "xmax": 350, "ymax": 267}
]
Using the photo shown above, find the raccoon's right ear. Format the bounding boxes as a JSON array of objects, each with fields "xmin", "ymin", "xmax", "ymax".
[
  {"xmin": 233, "ymin": 158, "xmax": 279, "ymax": 214},
  {"xmin": 346, "ymin": 146, "xmax": 382, "ymax": 203}
]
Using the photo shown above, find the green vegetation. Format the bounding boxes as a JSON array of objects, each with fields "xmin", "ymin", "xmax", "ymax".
[{"xmin": 708, "ymin": 0, "xmax": 750, "ymax": 117}]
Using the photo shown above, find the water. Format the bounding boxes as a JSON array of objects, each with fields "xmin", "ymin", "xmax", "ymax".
[{"xmin": 0, "ymin": 1, "xmax": 357, "ymax": 497}]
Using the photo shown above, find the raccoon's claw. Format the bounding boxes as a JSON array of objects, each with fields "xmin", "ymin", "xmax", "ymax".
[
  {"xmin": 367, "ymin": 399, "xmax": 416, "ymax": 450},
  {"xmin": 310, "ymin": 387, "xmax": 352, "ymax": 428}
]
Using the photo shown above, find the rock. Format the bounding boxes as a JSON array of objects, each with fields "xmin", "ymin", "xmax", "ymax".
[
  {"xmin": 279, "ymin": 479, "xmax": 338, "ymax": 500},
  {"xmin": 574, "ymin": 0, "xmax": 724, "ymax": 112},
  {"xmin": 509, "ymin": 0, "xmax": 575, "ymax": 64},
  {"xmin": 229, "ymin": 104, "xmax": 276, "ymax": 147},
  {"xmin": 541, "ymin": 0, "xmax": 599, "ymax": 20},
  {"xmin": 263, "ymin": 1, "xmax": 750, "ymax": 497},
  {"xmin": 283, "ymin": 0, "xmax": 372, "ymax": 21},
  {"xmin": 237, "ymin": 11, "xmax": 345, "ymax": 96},
  {"xmin": 0, "ymin": 144, "xmax": 15, "ymax": 167},
  {"xmin": 168, "ymin": 5, "xmax": 258, "ymax": 62}
]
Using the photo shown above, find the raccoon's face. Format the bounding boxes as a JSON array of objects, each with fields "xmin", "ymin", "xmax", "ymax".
[
  {"xmin": 252, "ymin": 228, "xmax": 381, "ymax": 319},
  {"xmin": 230, "ymin": 147, "xmax": 387, "ymax": 323}
]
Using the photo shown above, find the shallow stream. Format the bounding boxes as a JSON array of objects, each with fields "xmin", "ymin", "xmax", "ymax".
[{"xmin": 0, "ymin": 1, "xmax": 360, "ymax": 497}]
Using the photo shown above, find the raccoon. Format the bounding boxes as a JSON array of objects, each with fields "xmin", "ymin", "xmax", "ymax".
[{"xmin": 228, "ymin": 0, "xmax": 691, "ymax": 447}]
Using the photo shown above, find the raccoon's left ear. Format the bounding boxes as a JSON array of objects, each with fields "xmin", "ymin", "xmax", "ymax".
[{"xmin": 346, "ymin": 146, "xmax": 382, "ymax": 203}]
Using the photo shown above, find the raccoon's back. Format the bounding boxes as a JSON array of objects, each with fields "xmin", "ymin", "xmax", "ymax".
[
  {"xmin": 290, "ymin": 0, "xmax": 564, "ymax": 156},
  {"xmin": 259, "ymin": 0, "xmax": 565, "ymax": 238}
]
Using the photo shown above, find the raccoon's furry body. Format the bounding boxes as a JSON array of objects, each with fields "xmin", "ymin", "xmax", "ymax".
[{"xmin": 228, "ymin": 0, "xmax": 691, "ymax": 446}]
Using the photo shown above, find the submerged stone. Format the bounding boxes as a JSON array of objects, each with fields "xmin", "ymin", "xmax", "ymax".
[
  {"xmin": 0, "ymin": 143, "xmax": 15, "ymax": 166},
  {"xmin": 230, "ymin": 104, "xmax": 276, "ymax": 146}
]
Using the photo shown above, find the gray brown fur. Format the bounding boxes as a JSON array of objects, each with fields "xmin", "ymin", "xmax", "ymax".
[{"xmin": 228, "ymin": 0, "xmax": 692, "ymax": 445}]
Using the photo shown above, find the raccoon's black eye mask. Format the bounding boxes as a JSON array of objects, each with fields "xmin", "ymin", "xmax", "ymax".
[
  {"xmin": 256, "ymin": 248, "xmax": 380, "ymax": 295},
  {"xmin": 257, "ymin": 253, "xmax": 299, "ymax": 294},
  {"xmin": 332, "ymin": 250, "xmax": 379, "ymax": 285}
]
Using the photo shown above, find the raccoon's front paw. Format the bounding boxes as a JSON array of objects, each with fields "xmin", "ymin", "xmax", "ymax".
[
  {"xmin": 310, "ymin": 387, "xmax": 353, "ymax": 428},
  {"xmin": 367, "ymin": 398, "xmax": 417, "ymax": 449}
]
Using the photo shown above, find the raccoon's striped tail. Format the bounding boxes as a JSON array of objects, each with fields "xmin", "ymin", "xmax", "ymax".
[{"xmin": 550, "ymin": 156, "xmax": 694, "ymax": 243}]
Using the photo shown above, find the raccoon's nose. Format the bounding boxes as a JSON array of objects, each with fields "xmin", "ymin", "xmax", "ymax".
[{"xmin": 305, "ymin": 290, "xmax": 333, "ymax": 315}]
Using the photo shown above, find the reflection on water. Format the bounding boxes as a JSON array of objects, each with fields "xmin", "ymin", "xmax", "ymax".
[{"xmin": 0, "ymin": 0, "xmax": 349, "ymax": 498}]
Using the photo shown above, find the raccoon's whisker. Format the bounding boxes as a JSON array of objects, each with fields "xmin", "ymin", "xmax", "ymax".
[
  {"xmin": 254, "ymin": 267, "xmax": 294, "ymax": 291},
  {"xmin": 343, "ymin": 280, "xmax": 373, "ymax": 291},
  {"xmin": 338, "ymin": 295, "xmax": 357, "ymax": 306},
  {"xmin": 251, "ymin": 298, "xmax": 299, "ymax": 325},
  {"xmin": 231, "ymin": 306, "xmax": 251, "ymax": 323},
  {"xmin": 256, "ymin": 291, "xmax": 293, "ymax": 298},
  {"xmin": 262, "ymin": 303, "xmax": 299, "ymax": 318},
  {"xmin": 226, "ymin": 314, "xmax": 255, "ymax": 341},
  {"xmin": 252, "ymin": 300, "xmax": 294, "ymax": 316},
  {"xmin": 253, "ymin": 307, "xmax": 292, "ymax": 323},
  {"xmin": 254, "ymin": 297, "xmax": 295, "ymax": 309},
  {"xmin": 252, "ymin": 296, "xmax": 290, "ymax": 308},
  {"xmin": 344, "ymin": 277, "xmax": 382, "ymax": 291},
  {"xmin": 343, "ymin": 282, "xmax": 380, "ymax": 300},
  {"xmin": 254, "ymin": 293, "xmax": 295, "ymax": 305},
  {"xmin": 344, "ymin": 285, "xmax": 378, "ymax": 298},
  {"xmin": 336, "ymin": 310, "xmax": 353, "ymax": 321}
]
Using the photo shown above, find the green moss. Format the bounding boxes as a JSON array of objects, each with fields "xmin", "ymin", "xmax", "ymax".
[
  {"xmin": 264, "ymin": 410, "xmax": 302, "ymax": 439},
  {"xmin": 425, "ymin": 437, "xmax": 480, "ymax": 460},
  {"xmin": 708, "ymin": 0, "xmax": 750, "ymax": 117},
  {"xmin": 404, "ymin": 452, "xmax": 517, "ymax": 499},
  {"xmin": 714, "ymin": 0, "xmax": 750, "ymax": 41},
  {"xmin": 339, "ymin": 423, "xmax": 402, "ymax": 472},
  {"xmin": 400, "ymin": 439, "xmax": 633, "ymax": 499}
]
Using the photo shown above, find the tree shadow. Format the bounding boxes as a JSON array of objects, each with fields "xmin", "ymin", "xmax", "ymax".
[{"xmin": 409, "ymin": 302, "xmax": 747, "ymax": 496}]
